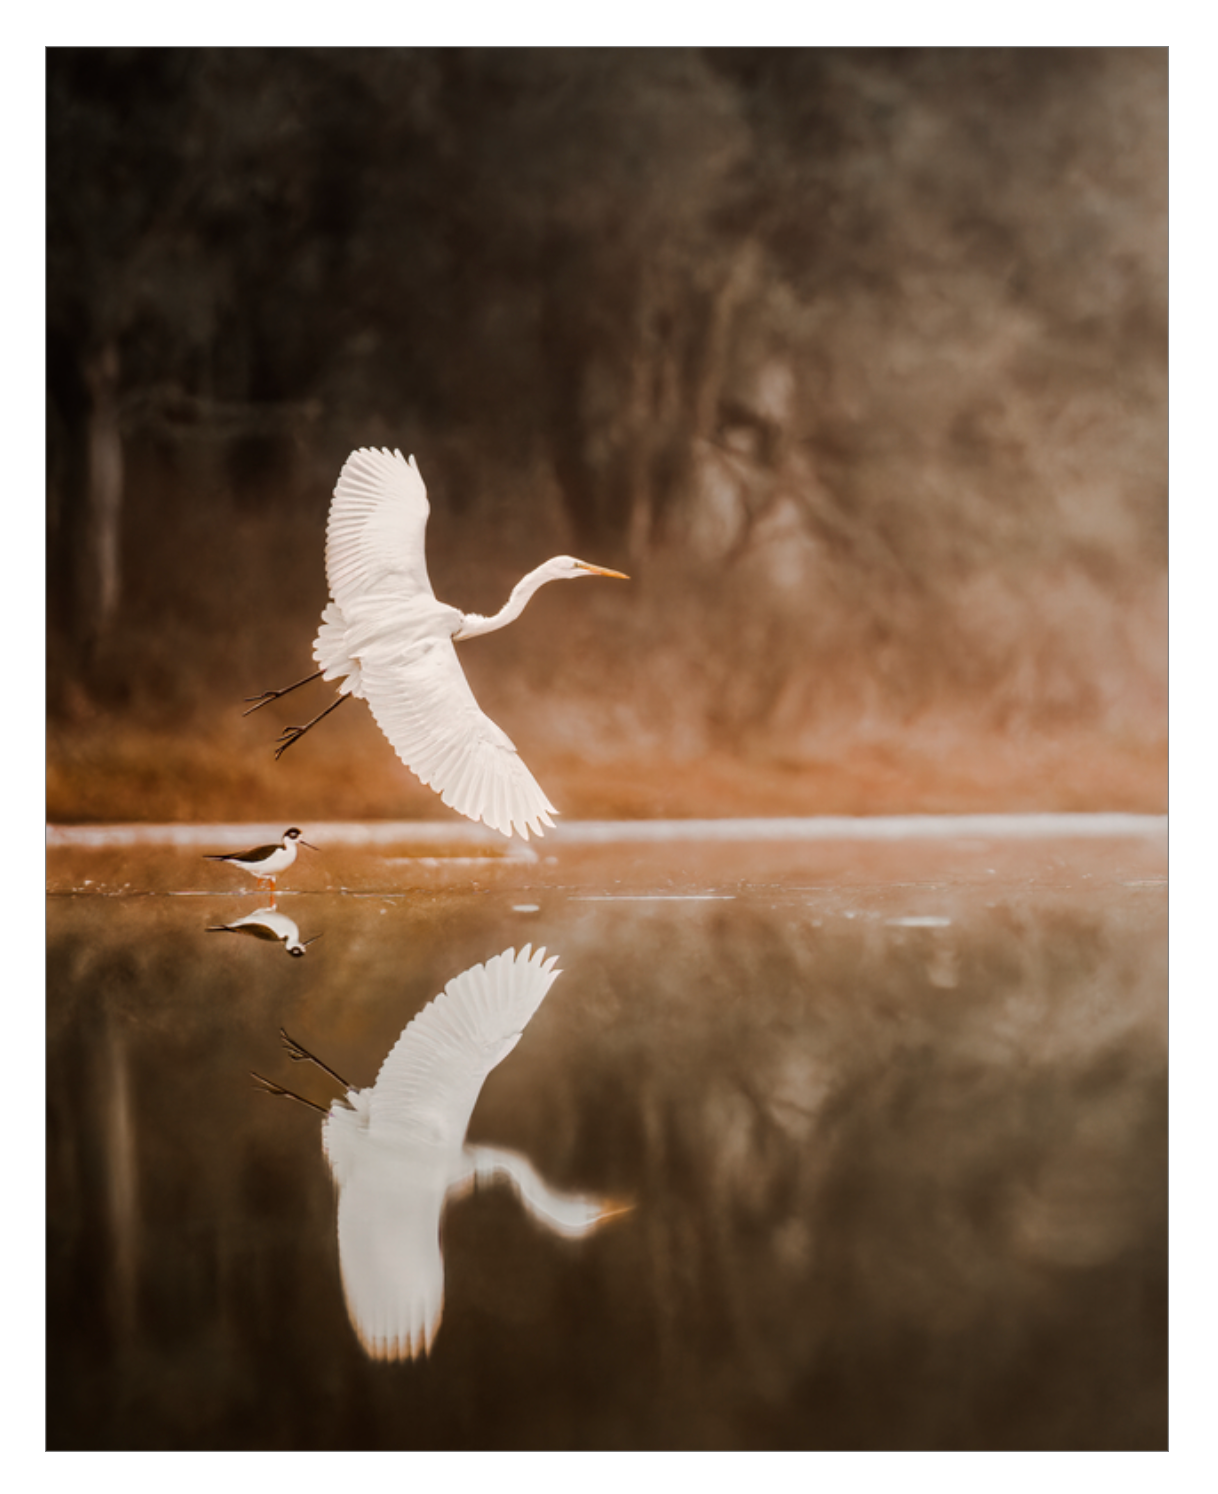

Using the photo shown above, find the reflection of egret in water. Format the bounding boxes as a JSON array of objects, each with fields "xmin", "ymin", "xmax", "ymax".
[
  {"xmin": 252, "ymin": 945, "xmax": 630, "ymax": 1361},
  {"xmin": 207, "ymin": 905, "xmax": 319, "ymax": 957}
]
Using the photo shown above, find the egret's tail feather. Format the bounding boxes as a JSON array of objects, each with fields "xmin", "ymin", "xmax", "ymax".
[{"xmin": 313, "ymin": 601, "xmax": 364, "ymax": 699}]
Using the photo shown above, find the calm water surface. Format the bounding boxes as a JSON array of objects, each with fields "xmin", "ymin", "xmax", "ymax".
[{"xmin": 46, "ymin": 824, "xmax": 1167, "ymax": 1449}]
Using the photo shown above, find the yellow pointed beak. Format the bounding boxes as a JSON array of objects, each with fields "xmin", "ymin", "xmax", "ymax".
[
  {"xmin": 575, "ymin": 562, "xmax": 630, "ymax": 579},
  {"xmin": 594, "ymin": 1197, "xmax": 637, "ymax": 1224}
]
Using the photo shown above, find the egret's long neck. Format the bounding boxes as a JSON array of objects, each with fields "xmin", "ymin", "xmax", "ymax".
[
  {"xmin": 465, "ymin": 1144, "xmax": 610, "ymax": 1238},
  {"xmin": 452, "ymin": 563, "xmax": 557, "ymax": 641}
]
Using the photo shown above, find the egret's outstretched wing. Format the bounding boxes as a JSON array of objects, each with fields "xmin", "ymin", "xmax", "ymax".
[
  {"xmin": 359, "ymin": 637, "xmax": 558, "ymax": 840},
  {"xmin": 335, "ymin": 1165, "xmax": 446, "ymax": 1362},
  {"xmin": 369, "ymin": 946, "xmax": 562, "ymax": 1145},
  {"xmin": 326, "ymin": 447, "xmax": 434, "ymax": 610}
]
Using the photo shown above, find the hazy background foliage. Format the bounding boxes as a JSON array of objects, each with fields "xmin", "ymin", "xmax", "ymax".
[{"xmin": 46, "ymin": 47, "xmax": 1167, "ymax": 820}]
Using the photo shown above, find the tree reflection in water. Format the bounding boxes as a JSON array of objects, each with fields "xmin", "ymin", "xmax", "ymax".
[{"xmin": 46, "ymin": 858, "xmax": 1166, "ymax": 1449}]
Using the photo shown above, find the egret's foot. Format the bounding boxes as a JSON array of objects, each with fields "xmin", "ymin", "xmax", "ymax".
[
  {"xmin": 243, "ymin": 670, "xmax": 324, "ymax": 717},
  {"xmin": 273, "ymin": 725, "xmax": 308, "ymax": 761},
  {"xmin": 280, "ymin": 1031, "xmax": 313, "ymax": 1064},
  {"xmin": 250, "ymin": 1071, "xmax": 328, "ymax": 1114},
  {"xmin": 280, "ymin": 1028, "xmax": 350, "ymax": 1089},
  {"xmin": 251, "ymin": 1071, "xmax": 290, "ymax": 1097}
]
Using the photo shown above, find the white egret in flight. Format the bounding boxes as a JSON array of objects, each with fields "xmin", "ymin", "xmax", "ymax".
[
  {"xmin": 203, "ymin": 826, "xmax": 316, "ymax": 890},
  {"xmin": 252, "ymin": 945, "xmax": 630, "ymax": 1361},
  {"xmin": 206, "ymin": 904, "xmax": 319, "ymax": 957},
  {"xmin": 245, "ymin": 447, "xmax": 629, "ymax": 840}
]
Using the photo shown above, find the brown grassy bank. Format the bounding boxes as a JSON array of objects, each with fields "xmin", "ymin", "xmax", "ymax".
[{"xmin": 46, "ymin": 706, "xmax": 1165, "ymax": 826}]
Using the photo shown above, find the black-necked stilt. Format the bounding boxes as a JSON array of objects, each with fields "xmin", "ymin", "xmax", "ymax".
[
  {"xmin": 243, "ymin": 446, "xmax": 627, "ymax": 840},
  {"xmin": 251, "ymin": 945, "xmax": 632, "ymax": 1361},
  {"xmin": 206, "ymin": 905, "xmax": 319, "ymax": 957},
  {"xmin": 203, "ymin": 826, "xmax": 315, "ymax": 890}
]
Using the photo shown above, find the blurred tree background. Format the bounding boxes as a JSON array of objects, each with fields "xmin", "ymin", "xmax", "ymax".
[{"xmin": 46, "ymin": 47, "xmax": 1167, "ymax": 823}]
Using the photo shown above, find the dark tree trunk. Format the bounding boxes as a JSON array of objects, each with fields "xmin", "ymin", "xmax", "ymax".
[
  {"xmin": 84, "ymin": 341, "xmax": 124, "ymax": 647},
  {"xmin": 47, "ymin": 338, "xmax": 124, "ymax": 688}
]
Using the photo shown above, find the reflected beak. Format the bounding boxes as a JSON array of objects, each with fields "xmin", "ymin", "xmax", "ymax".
[
  {"xmin": 595, "ymin": 1197, "xmax": 637, "ymax": 1223},
  {"xmin": 302, "ymin": 934, "xmax": 322, "ymax": 947},
  {"xmin": 575, "ymin": 562, "xmax": 630, "ymax": 579}
]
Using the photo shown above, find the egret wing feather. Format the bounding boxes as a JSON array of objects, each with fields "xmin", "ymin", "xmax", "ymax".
[
  {"xmin": 359, "ymin": 631, "xmax": 557, "ymax": 840},
  {"xmin": 326, "ymin": 447, "xmax": 434, "ymax": 610},
  {"xmin": 335, "ymin": 1167, "xmax": 446, "ymax": 1362},
  {"xmin": 368, "ymin": 947, "xmax": 561, "ymax": 1144}
]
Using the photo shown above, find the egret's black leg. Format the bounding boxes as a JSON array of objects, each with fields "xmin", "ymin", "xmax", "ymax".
[
  {"xmin": 243, "ymin": 670, "xmax": 325, "ymax": 716},
  {"xmin": 280, "ymin": 1028, "xmax": 350, "ymax": 1090},
  {"xmin": 250, "ymin": 1071, "xmax": 329, "ymax": 1113},
  {"xmin": 273, "ymin": 694, "xmax": 349, "ymax": 760}
]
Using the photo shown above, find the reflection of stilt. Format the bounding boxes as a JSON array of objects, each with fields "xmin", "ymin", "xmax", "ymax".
[
  {"xmin": 250, "ymin": 1071, "xmax": 329, "ymax": 1114},
  {"xmin": 280, "ymin": 1028, "xmax": 350, "ymax": 1091},
  {"xmin": 205, "ymin": 905, "xmax": 317, "ymax": 956}
]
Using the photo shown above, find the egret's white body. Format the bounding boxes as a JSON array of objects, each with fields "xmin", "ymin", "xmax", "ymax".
[
  {"xmin": 305, "ymin": 447, "xmax": 627, "ymax": 840},
  {"xmin": 206, "ymin": 905, "xmax": 316, "ymax": 957},
  {"xmin": 203, "ymin": 826, "xmax": 314, "ymax": 889},
  {"xmin": 316, "ymin": 945, "xmax": 626, "ymax": 1361}
]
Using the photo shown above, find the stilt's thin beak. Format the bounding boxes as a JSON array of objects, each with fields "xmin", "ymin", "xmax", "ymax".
[
  {"xmin": 299, "ymin": 839, "xmax": 320, "ymax": 853},
  {"xmin": 575, "ymin": 562, "xmax": 630, "ymax": 579}
]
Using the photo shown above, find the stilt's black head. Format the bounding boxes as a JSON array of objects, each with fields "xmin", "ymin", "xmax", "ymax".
[{"xmin": 284, "ymin": 828, "xmax": 303, "ymax": 840}]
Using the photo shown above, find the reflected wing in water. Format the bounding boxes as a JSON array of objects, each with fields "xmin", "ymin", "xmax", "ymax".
[
  {"xmin": 335, "ymin": 1163, "xmax": 447, "ymax": 1362},
  {"xmin": 367, "ymin": 944, "xmax": 562, "ymax": 1145}
]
